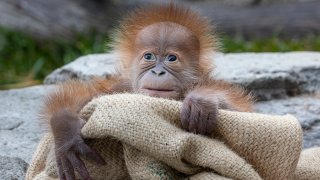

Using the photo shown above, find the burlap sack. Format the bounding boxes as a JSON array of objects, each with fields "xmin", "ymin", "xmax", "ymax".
[{"xmin": 26, "ymin": 94, "xmax": 320, "ymax": 180}]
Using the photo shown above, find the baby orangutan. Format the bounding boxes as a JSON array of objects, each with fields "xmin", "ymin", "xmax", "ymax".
[{"xmin": 42, "ymin": 4, "xmax": 253, "ymax": 180}]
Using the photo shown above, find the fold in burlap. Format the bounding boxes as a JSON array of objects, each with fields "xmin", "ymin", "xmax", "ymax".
[{"xmin": 26, "ymin": 94, "xmax": 320, "ymax": 180}]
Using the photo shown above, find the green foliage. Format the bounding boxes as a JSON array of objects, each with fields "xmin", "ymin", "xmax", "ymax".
[
  {"xmin": 0, "ymin": 28, "xmax": 108, "ymax": 89},
  {"xmin": 221, "ymin": 35, "xmax": 320, "ymax": 52},
  {"xmin": 0, "ymin": 27, "xmax": 319, "ymax": 89}
]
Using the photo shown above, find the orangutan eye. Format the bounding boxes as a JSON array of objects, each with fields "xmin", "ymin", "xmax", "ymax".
[
  {"xmin": 166, "ymin": 54, "xmax": 177, "ymax": 62},
  {"xmin": 143, "ymin": 53, "xmax": 156, "ymax": 61}
]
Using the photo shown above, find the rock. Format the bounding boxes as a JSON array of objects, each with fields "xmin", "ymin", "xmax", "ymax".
[
  {"xmin": 214, "ymin": 52, "xmax": 320, "ymax": 100},
  {"xmin": 44, "ymin": 52, "xmax": 320, "ymax": 101},
  {"xmin": 255, "ymin": 94, "xmax": 320, "ymax": 148},
  {"xmin": 44, "ymin": 53, "xmax": 117, "ymax": 84},
  {"xmin": 0, "ymin": 156, "xmax": 28, "ymax": 180},
  {"xmin": 0, "ymin": 85, "xmax": 54, "ymax": 163}
]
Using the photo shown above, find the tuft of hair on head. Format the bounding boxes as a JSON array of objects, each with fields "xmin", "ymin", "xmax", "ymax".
[{"xmin": 112, "ymin": 3, "xmax": 218, "ymax": 76}]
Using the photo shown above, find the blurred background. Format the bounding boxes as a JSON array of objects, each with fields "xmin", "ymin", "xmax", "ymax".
[{"xmin": 0, "ymin": 0, "xmax": 319, "ymax": 90}]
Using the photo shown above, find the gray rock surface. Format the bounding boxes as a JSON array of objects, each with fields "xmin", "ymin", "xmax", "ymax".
[
  {"xmin": 0, "ymin": 85, "xmax": 54, "ymax": 162},
  {"xmin": 255, "ymin": 94, "xmax": 320, "ymax": 148},
  {"xmin": 214, "ymin": 52, "xmax": 320, "ymax": 100},
  {"xmin": 44, "ymin": 53, "xmax": 117, "ymax": 84},
  {"xmin": 0, "ymin": 156, "xmax": 28, "ymax": 180},
  {"xmin": 0, "ymin": 85, "xmax": 55, "ymax": 178},
  {"xmin": 45, "ymin": 52, "xmax": 320, "ymax": 101}
]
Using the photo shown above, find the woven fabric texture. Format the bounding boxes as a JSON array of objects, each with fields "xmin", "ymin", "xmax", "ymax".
[{"xmin": 26, "ymin": 94, "xmax": 320, "ymax": 180}]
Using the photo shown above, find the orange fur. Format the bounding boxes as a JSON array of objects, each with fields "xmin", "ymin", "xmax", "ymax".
[
  {"xmin": 203, "ymin": 80, "xmax": 254, "ymax": 111},
  {"xmin": 40, "ymin": 76, "xmax": 128, "ymax": 123},
  {"xmin": 112, "ymin": 3, "xmax": 217, "ymax": 75},
  {"xmin": 42, "ymin": 3, "xmax": 252, "ymax": 128},
  {"xmin": 42, "ymin": 4, "xmax": 254, "ymax": 178}
]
